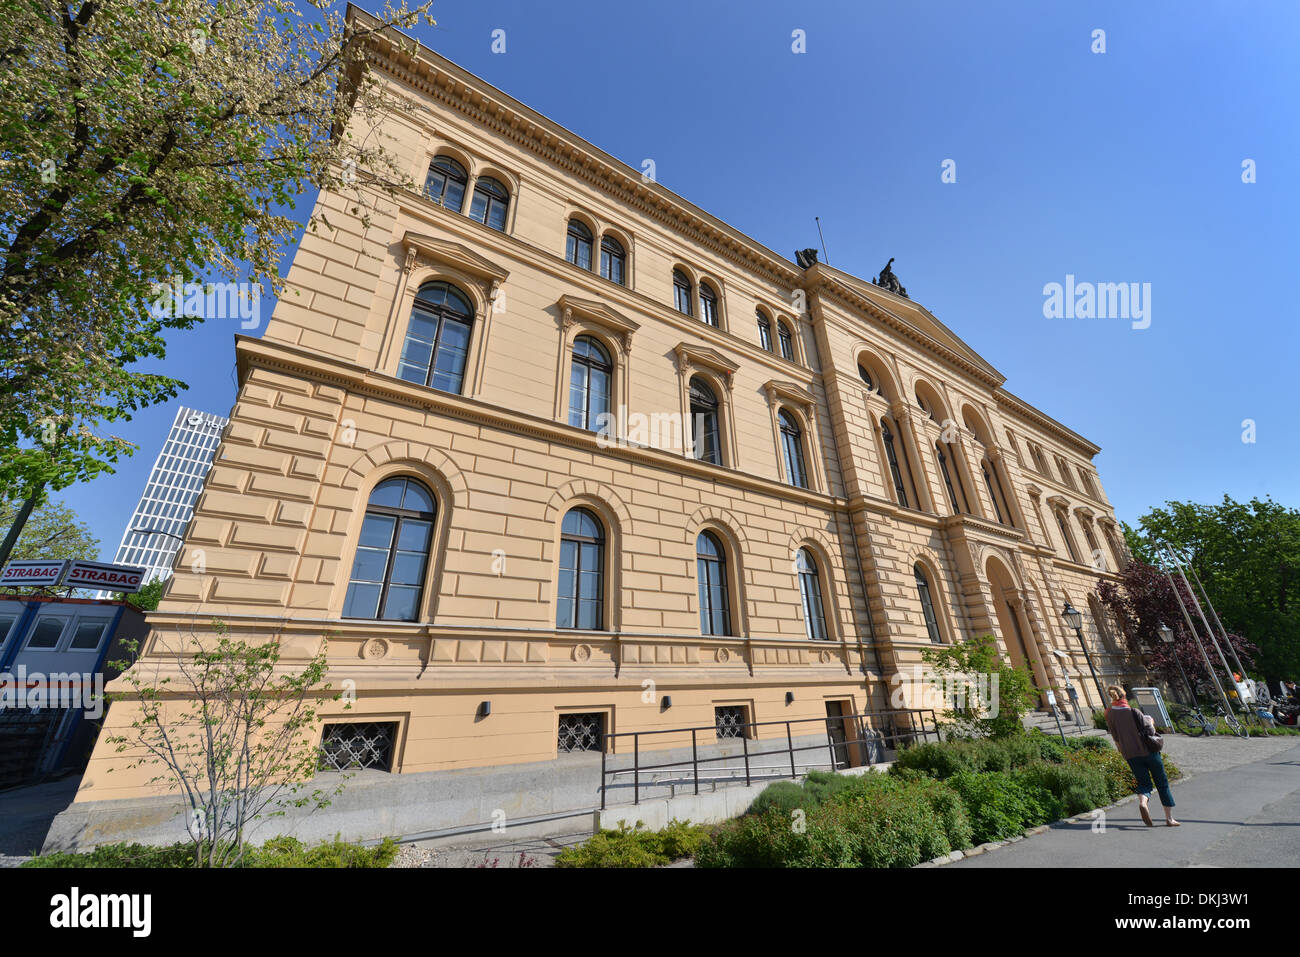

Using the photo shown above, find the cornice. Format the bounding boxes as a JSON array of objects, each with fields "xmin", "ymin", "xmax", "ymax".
[
  {"xmin": 994, "ymin": 388, "xmax": 1101, "ymax": 457},
  {"xmin": 348, "ymin": 5, "xmax": 803, "ymax": 290}
]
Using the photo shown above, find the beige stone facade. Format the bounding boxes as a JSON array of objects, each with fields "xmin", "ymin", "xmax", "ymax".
[{"xmin": 78, "ymin": 9, "xmax": 1144, "ymax": 804}]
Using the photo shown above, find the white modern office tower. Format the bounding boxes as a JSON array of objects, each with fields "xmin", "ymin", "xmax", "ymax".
[{"xmin": 100, "ymin": 406, "xmax": 229, "ymax": 592}]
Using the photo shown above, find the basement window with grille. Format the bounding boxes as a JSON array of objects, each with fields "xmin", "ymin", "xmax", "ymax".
[
  {"xmin": 318, "ymin": 722, "xmax": 397, "ymax": 772},
  {"xmin": 715, "ymin": 705, "xmax": 749, "ymax": 740},
  {"xmin": 557, "ymin": 712, "xmax": 605, "ymax": 754}
]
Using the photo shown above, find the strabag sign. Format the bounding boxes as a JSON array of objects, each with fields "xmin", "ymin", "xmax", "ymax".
[
  {"xmin": 0, "ymin": 559, "xmax": 68, "ymax": 587},
  {"xmin": 63, "ymin": 560, "xmax": 146, "ymax": 593}
]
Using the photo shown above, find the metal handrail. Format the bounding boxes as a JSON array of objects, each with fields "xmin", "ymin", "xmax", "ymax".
[{"xmin": 598, "ymin": 708, "xmax": 939, "ymax": 808}]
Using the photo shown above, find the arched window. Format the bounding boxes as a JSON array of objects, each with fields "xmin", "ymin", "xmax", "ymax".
[
  {"xmin": 915, "ymin": 389, "xmax": 931, "ymax": 418},
  {"xmin": 600, "ymin": 235, "xmax": 626, "ymax": 285},
  {"xmin": 796, "ymin": 548, "xmax": 828, "ymax": 640},
  {"xmin": 343, "ymin": 477, "xmax": 435, "ymax": 621},
  {"xmin": 914, "ymin": 563, "xmax": 943, "ymax": 643},
  {"xmin": 425, "ymin": 156, "xmax": 468, "ymax": 213},
  {"xmin": 397, "ymin": 282, "xmax": 474, "ymax": 394},
  {"xmin": 699, "ymin": 281, "xmax": 719, "ymax": 327},
  {"xmin": 557, "ymin": 508, "xmax": 605, "ymax": 630},
  {"xmin": 982, "ymin": 456, "xmax": 1013, "ymax": 526},
  {"xmin": 1055, "ymin": 509, "xmax": 1081, "ymax": 563},
  {"xmin": 468, "ymin": 176, "xmax": 509, "ymax": 231},
  {"xmin": 566, "ymin": 219, "xmax": 593, "ymax": 270},
  {"xmin": 777, "ymin": 321, "xmax": 794, "ymax": 360},
  {"xmin": 1079, "ymin": 517, "xmax": 1101, "ymax": 566},
  {"xmin": 757, "ymin": 311, "xmax": 773, "ymax": 351},
  {"xmin": 779, "ymin": 409, "xmax": 808, "ymax": 489},
  {"xmin": 568, "ymin": 336, "xmax": 612, "ymax": 431},
  {"xmin": 881, "ymin": 418, "xmax": 909, "ymax": 508},
  {"xmin": 858, "ymin": 364, "xmax": 874, "ymax": 390},
  {"xmin": 936, "ymin": 442, "xmax": 967, "ymax": 514},
  {"xmin": 673, "ymin": 269, "xmax": 693, "ymax": 315},
  {"xmin": 689, "ymin": 376, "xmax": 721, "ymax": 465},
  {"xmin": 696, "ymin": 531, "xmax": 731, "ymax": 636}
]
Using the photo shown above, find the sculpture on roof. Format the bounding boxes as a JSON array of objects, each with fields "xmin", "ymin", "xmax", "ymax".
[
  {"xmin": 794, "ymin": 248, "xmax": 819, "ymax": 269},
  {"xmin": 872, "ymin": 257, "xmax": 908, "ymax": 299}
]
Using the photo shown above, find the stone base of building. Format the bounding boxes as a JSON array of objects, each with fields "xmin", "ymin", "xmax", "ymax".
[{"xmin": 43, "ymin": 730, "xmax": 871, "ymax": 852}]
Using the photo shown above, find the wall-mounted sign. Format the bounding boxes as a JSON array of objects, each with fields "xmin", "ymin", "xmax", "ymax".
[
  {"xmin": 63, "ymin": 560, "xmax": 146, "ymax": 593},
  {"xmin": 0, "ymin": 560, "xmax": 69, "ymax": 587}
]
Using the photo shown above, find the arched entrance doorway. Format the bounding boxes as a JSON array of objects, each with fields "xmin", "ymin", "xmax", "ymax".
[{"xmin": 985, "ymin": 557, "xmax": 1049, "ymax": 704}]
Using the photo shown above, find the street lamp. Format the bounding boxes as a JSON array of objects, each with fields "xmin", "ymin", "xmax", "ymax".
[
  {"xmin": 1157, "ymin": 621, "xmax": 1196, "ymax": 706},
  {"xmin": 1062, "ymin": 601, "xmax": 1106, "ymax": 708}
]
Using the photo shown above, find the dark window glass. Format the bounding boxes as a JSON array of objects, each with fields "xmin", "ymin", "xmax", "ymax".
[
  {"xmin": 468, "ymin": 176, "xmax": 509, "ymax": 230},
  {"xmin": 425, "ymin": 156, "xmax": 468, "ymax": 212},
  {"xmin": 915, "ymin": 565, "xmax": 943, "ymax": 643},
  {"xmin": 757, "ymin": 312, "xmax": 773, "ymax": 351},
  {"xmin": 1056, "ymin": 511, "xmax": 1081, "ymax": 563},
  {"xmin": 557, "ymin": 508, "xmax": 605, "ymax": 630},
  {"xmin": 699, "ymin": 282, "xmax": 719, "ymax": 327},
  {"xmin": 68, "ymin": 620, "xmax": 107, "ymax": 650},
  {"xmin": 26, "ymin": 618, "xmax": 65, "ymax": 649},
  {"xmin": 600, "ymin": 236, "xmax": 625, "ymax": 284},
  {"xmin": 779, "ymin": 410, "xmax": 808, "ymax": 489},
  {"xmin": 881, "ymin": 419, "xmax": 909, "ymax": 508},
  {"xmin": 566, "ymin": 219, "xmax": 593, "ymax": 270},
  {"xmin": 343, "ymin": 478, "xmax": 435, "ymax": 621},
  {"xmin": 982, "ymin": 460, "xmax": 1006, "ymax": 524},
  {"xmin": 396, "ymin": 282, "xmax": 474, "ymax": 394},
  {"xmin": 796, "ymin": 548, "xmax": 828, "ymax": 640},
  {"xmin": 858, "ymin": 364, "xmax": 874, "ymax": 390},
  {"xmin": 568, "ymin": 336, "xmax": 612, "ymax": 432},
  {"xmin": 673, "ymin": 269, "xmax": 693, "ymax": 315},
  {"xmin": 937, "ymin": 443, "xmax": 966, "ymax": 514},
  {"xmin": 696, "ymin": 531, "xmax": 731, "ymax": 636},
  {"xmin": 689, "ymin": 376, "xmax": 721, "ymax": 465},
  {"xmin": 777, "ymin": 322, "xmax": 794, "ymax": 360}
]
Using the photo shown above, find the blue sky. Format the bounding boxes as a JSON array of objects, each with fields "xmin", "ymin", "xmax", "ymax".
[{"xmin": 59, "ymin": 0, "xmax": 1299, "ymax": 561}]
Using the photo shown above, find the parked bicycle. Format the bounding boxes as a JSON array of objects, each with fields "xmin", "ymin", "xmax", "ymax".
[{"xmin": 1169, "ymin": 701, "xmax": 1248, "ymax": 738}]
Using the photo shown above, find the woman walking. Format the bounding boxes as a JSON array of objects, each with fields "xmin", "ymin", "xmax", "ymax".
[{"xmin": 1104, "ymin": 685, "xmax": 1180, "ymax": 827}]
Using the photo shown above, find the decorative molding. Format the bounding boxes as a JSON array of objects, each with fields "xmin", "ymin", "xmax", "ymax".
[
  {"xmin": 557, "ymin": 294, "xmax": 640, "ymax": 342},
  {"xmin": 763, "ymin": 379, "xmax": 815, "ymax": 409},
  {"xmin": 401, "ymin": 231, "xmax": 510, "ymax": 292},
  {"xmin": 674, "ymin": 342, "xmax": 739, "ymax": 380}
]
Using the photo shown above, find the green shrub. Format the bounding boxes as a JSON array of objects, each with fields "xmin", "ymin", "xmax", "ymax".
[
  {"xmin": 906, "ymin": 776, "xmax": 974, "ymax": 850},
  {"xmin": 947, "ymin": 771, "xmax": 1058, "ymax": 844},
  {"xmin": 1014, "ymin": 762, "xmax": 1110, "ymax": 817},
  {"xmin": 1027, "ymin": 728, "xmax": 1067, "ymax": 764},
  {"xmin": 1065, "ymin": 735, "xmax": 1111, "ymax": 753},
  {"xmin": 891, "ymin": 740, "xmax": 981, "ymax": 779},
  {"xmin": 748, "ymin": 780, "xmax": 812, "ymax": 816},
  {"xmin": 554, "ymin": 819, "xmax": 711, "ymax": 868},
  {"xmin": 23, "ymin": 836, "xmax": 397, "ymax": 868},
  {"xmin": 1092, "ymin": 710, "xmax": 1109, "ymax": 731}
]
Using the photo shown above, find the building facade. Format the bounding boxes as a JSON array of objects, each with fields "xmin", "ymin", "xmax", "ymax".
[
  {"xmin": 78, "ymin": 10, "xmax": 1143, "ymax": 808},
  {"xmin": 99, "ymin": 406, "xmax": 230, "ymax": 594}
]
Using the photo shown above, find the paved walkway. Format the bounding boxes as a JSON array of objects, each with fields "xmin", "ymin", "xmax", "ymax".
[
  {"xmin": 0, "ymin": 776, "xmax": 81, "ymax": 867},
  {"xmin": 952, "ymin": 737, "xmax": 1300, "ymax": 868}
]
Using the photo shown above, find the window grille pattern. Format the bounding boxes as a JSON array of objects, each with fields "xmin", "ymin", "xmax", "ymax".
[
  {"xmin": 319, "ymin": 722, "xmax": 397, "ymax": 771},
  {"xmin": 557, "ymin": 712, "xmax": 605, "ymax": 753},
  {"xmin": 715, "ymin": 705, "xmax": 747, "ymax": 739}
]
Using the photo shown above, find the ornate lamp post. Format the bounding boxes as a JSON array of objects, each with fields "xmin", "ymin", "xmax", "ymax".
[
  {"xmin": 1157, "ymin": 621, "xmax": 1196, "ymax": 705},
  {"xmin": 1062, "ymin": 602, "xmax": 1106, "ymax": 708}
]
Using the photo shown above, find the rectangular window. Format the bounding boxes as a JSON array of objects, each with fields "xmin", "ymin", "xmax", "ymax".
[
  {"xmin": 557, "ymin": 712, "xmax": 605, "ymax": 753},
  {"xmin": 25, "ymin": 618, "xmax": 66, "ymax": 649},
  {"xmin": 318, "ymin": 722, "xmax": 398, "ymax": 771},
  {"xmin": 714, "ymin": 705, "xmax": 749, "ymax": 739}
]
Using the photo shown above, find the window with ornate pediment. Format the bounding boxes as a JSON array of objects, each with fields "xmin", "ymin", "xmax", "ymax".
[
  {"xmin": 397, "ymin": 282, "xmax": 475, "ymax": 394},
  {"xmin": 568, "ymin": 336, "xmax": 612, "ymax": 432},
  {"xmin": 780, "ymin": 409, "xmax": 808, "ymax": 489},
  {"xmin": 689, "ymin": 376, "xmax": 722, "ymax": 465}
]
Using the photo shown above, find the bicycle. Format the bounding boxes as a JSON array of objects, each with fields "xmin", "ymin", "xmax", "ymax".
[{"xmin": 1169, "ymin": 702, "xmax": 1248, "ymax": 738}]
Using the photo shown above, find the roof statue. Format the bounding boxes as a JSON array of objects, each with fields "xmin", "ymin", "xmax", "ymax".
[{"xmin": 872, "ymin": 257, "xmax": 908, "ymax": 299}]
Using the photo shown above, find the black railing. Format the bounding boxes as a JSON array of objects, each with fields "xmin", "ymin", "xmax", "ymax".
[{"xmin": 598, "ymin": 708, "xmax": 939, "ymax": 808}]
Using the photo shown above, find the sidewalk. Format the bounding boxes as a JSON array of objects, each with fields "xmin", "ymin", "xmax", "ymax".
[
  {"xmin": 950, "ymin": 737, "xmax": 1300, "ymax": 868},
  {"xmin": 0, "ymin": 776, "xmax": 81, "ymax": 867}
]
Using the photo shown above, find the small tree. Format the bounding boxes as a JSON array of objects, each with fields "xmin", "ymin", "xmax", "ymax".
[
  {"xmin": 106, "ymin": 618, "xmax": 341, "ymax": 867},
  {"xmin": 920, "ymin": 634, "xmax": 1040, "ymax": 739}
]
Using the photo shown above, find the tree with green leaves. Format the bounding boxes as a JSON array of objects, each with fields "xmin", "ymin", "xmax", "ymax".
[
  {"xmin": 0, "ymin": 0, "xmax": 432, "ymax": 507},
  {"xmin": 106, "ymin": 619, "xmax": 342, "ymax": 867},
  {"xmin": 0, "ymin": 496, "xmax": 98, "ymax": 562},
  {"xmin": 1125, "ymin": 495, "xmax": 1299, "ymax": 682},
  {"xmin": 919, "ymin": 633, "xmax": 1040, "ymax": 739}
]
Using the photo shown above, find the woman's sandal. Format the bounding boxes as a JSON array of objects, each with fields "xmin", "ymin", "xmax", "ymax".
[
  {"xmin": 1139, "ymin": 804, "xmax": 1154, "ymax": 827},
  {"xmin": 1166, "ymin": 820, "xmax": 1181, "ymax": 827}
]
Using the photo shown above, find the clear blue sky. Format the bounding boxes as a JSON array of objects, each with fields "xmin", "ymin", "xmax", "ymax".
[{"xmin": 60, "ymin": 0, "xmax": 1300, "ymax": 561}]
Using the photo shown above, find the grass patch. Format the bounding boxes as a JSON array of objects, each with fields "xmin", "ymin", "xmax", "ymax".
[
  {"xmin": 553, "ymin": 819, "xmax": 711, "ymax": 868},
  {"xmin": 23, "ymin": 836, "xmax": 399, "ymax": 869}
]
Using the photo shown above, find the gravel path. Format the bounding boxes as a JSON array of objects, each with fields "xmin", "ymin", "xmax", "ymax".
[{"xmin": 1160, "ymin": 731, "xmax": 1300, "ymax": 777}]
